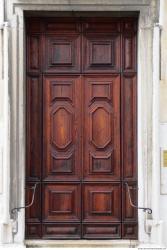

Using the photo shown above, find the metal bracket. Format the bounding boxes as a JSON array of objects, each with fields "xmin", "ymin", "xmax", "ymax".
[
  {"xmin": 11, "ymin": 182, "xmax": 39, "ymax": 239},
  {"xmin": 125, "ymin": 182, "xmax": 152, "ymax": 214},
  {"xmin": 11, "ymin": 182, "xmax": 39, "ymax": 215}
]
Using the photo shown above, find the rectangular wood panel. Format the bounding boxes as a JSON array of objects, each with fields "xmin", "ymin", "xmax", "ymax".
[
  {"xmin": 42, "ymin": 224, "xmax": 81, "ymax": 239},
  {"xmin": 25, "ymin": 224, "xmax": 42, "ymax": 239},
  {"xmin": 26, "ymin": 76, "xmax": 41, "ymax": 181},
  {"xmin": 83, "ymin": 34, "xmax": 120, "ymax": 73},
  {"xmin": 122, "ymin": 75, "xmax": 137, "ymax": 181},
  {"xmin": 44, "ymin": 34, "xmax": 81, "ymax": 73},
  {"xmin": 43, "ymin": 183, "xmax": 81, "ymax": 222},
  {"xmin": 83, "ymin": 183, "xmax": 121, "ymax": 222},
  {"xmin": 27, "ymin": 35, "xmax": 40, "ymax": 73},
  {"xmin": 82, "ymin": 224, "xmax": 121, "ymax": 239}
]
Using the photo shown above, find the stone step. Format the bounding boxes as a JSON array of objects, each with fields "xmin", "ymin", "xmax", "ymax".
[{"xmin": 25, "ymin": 240, "xmax": 139, "ymax": 248}]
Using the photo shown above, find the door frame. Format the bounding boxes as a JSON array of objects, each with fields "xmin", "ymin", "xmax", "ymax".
[{"xmin": 6, "ymin": 0, "xmax": 160, "ymax": 245}]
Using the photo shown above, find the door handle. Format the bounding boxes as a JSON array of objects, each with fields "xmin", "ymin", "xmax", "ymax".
[
  {"xmin": 11, "ymin": 182, "xmax": 39, "ymax": 215},
  {"xmin": 125, "ymin": 182, "xmax": 152, "ymax": 214},
  {"xmin": 11, "ymin": 183, "xmax": 39, "ymax": 238}
]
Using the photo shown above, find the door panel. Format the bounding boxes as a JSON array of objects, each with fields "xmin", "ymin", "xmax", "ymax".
[
  {"xmin": 26, "ymin": 76, "xmax": 42, "ymax": 181},
  {"xmin": 121, "ymin": 75, "xmax": 137, "ymax": 181},
  {"xmin": 26, "ymin": 223, "xmax": 42, "ymax": 239},
  {"xmin": 42, "ymin": 224, "xmax": 81, "ymax": 239},
  {"xmin": 83, "ymin": 34, "xmax": 120, "ymax": 73},
  {"xmin": 83, "ymin": 183, "xmax": 121, "ymax": 222},
  {"xmin": 83, "ymin": 76, "xmax": 120, "ymax": 181},
  {"xmin": 82, "ymin": 223, "xmax": 121, "ymax": 239},
  {"xmin": 43, "ymin": 76, "xmax": 81, "ymax": 181},
  {"xmin": 82, "ymin": 18, "xmax": 121, "ymax": 33},
  {"xmin": 26, "ymin": 17, "xmax": 138, "ymax": 240},
  {"xmin": 122, "ymin": 223, "xmax": 138, "ymax": 239},
  {"xmin": 27, "ymin": 35, "xmax": 41, "ymax": 73},
  {"xmin": 44, "ymin": 34, "xmax": 81, "ymax": 73},
  {"xmin": 43, "ymin": 183, "xmax": 81, "ymax": 222}
]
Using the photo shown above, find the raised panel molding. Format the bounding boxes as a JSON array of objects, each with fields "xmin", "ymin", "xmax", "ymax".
[
  {"xmin": 26, "ymin": 77, "xmax": 41, "ymax": 181},
  {"xmin": 91, "ymin": 82, "xmax": 112, "ymax": 103},
  {"xmin": 26, "ymin": 224, "xmax": 42, "ymax": 239},
  {"xmin": 90, "ymin": 41, "xmax": 114, "ymax": 65},
  {"xmin": 44, "ymin": 19, "xmax": 81, "ymax": 33},
  {"xmin": 43, "ymin": 76, "xmax": 81, "ymax": 181},
  {"xmin": 90, "ymin": 152, "xmax": 113, "ymax": 174},
  {"xmin": 51, "ymin": 152, "xmax": 74, "ymax": 174},
  {"xmin": 122, "ymin": 223, "xmax": 138, "ymax": 239},
  {"xmin": 51, "ymin": 106, "xmax": 73, "ymax": 150},
  {"xmin": 122, "ymin": 75, "xmax": 137, "ymax": 180},
  {"xmin": 83, "ymin": 20, "xmax": 121, "ymax": 33},
  {"xmin": 42, "ymin": 224, "xmax": 81, "ymax": 239},
  {"xmin": 43, "ymin": 184, "xmax": 81, "ymax": 222},
  {"xmin": 27, "ymin": 35, "xmax": 40, "ymax": 72},
  {"xmin": 51, "ymin": 42, "xmax": 73, "ymax": 65},
  {"xmin": 90, "ymin": 191, "xmax": 113, "ymax": 214},
  {"xmin": 83, "ymin": 34, "xmax": 120, "ymax": 73},
  {"xmin": 49, "ymin": 190, "xmax": 74, "ymax": 214},
  {"xmin": 84, "ymin": 76, "xmax": 120, "ymax": 181},
  {"xmin": 82, "ymin": 224, "xmax": 121, "ymax": 239},
  {"xmin": 123, "ymin": 34, "xmax": 136, "ymax": 72},
  {"xmin": 83, "ymin": 184, "xmax": 121, "ymax": 222},
  {"xmin": 90, "ymin": 106, "xmax": 112, "ymax": 149},
  {"xmin": 45, "ymin": 35, "xmax": 81, "ymax": 72},
  {"xmin": 50, "ymin": 81, "xmax": 73, "ymax": 103}
]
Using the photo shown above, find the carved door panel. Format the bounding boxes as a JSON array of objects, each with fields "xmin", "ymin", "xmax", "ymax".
[
  {"xmin": 42, "ymin": 75, "xmax": 82, "ymax": 238},
  {"xmin": 82, "ymin": 76, "xmax": 121, "ymax": 238},
  {"xmin": 43, "ymin": 76, "xmax": 82, "ymax": 181},
  {"xmin": 83, "ymin": 75, "xmax": 120, "ymax": 181},
  {"xmin": 26, "ymin": 17, "xmax": 137, "ymax": 240}
]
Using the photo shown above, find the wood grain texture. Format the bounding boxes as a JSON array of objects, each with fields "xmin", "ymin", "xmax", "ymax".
[
  {"xmin": 43, "ymin": 76, "xmax": 82, "ymax": 181},
  {"xmin": 83, "ymin": 75, "xmax": 121, "ymax": 181},
  {"xmin": 26, "ymin": 17, "xmax": 138, "ymax": 240}
]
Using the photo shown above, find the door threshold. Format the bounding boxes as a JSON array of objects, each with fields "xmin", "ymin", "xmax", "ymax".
[{"xmin": 25, "ymin": 239, "xmax": 139, "ymax": 248}]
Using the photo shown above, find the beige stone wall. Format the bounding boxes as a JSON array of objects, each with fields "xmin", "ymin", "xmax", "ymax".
[{"xmin": 160, "ymin": 0, "xmax": 167, "ymax": 122}]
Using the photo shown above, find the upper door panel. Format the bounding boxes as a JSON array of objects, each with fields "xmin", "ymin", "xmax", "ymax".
[
  {"xmin": 44, "ymin": 34, "xmax": 81, "ymax": 73},
  {"xmin": 82, "ymin": 33, "xmax": 120, "ymax": 73}
]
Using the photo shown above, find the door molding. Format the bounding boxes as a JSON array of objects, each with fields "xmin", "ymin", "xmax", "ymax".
[{"xmin": 4, "ymin": 0, "xmax": 159, "ymax": 244}]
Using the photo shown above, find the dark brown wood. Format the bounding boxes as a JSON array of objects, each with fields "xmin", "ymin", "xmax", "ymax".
[
  {"xmin": 43, "ymin": 75, "xmax": 82, "ymax": 181},
  {"xmin": 83, "ymin": 75, "xmax": 121, "ymax": 181},
  {"xmin": 26, "ymin": 17, "xmax": 138, "ymax": 240}
]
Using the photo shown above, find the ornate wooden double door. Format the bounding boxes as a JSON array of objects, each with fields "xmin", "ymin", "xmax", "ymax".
[{"xmin": 26, "ymin": 17, "xmax": 137, "ymax": 239}]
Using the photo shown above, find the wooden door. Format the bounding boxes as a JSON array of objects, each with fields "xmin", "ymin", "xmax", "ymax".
[{"xmin": 26, "ymin": 17, "xmax": 138, "ymax": 240}]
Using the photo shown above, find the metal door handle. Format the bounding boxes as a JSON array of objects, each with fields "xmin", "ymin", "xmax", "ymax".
[
  {"xmin": 125, "ymin": 182, "xmax": 152, "ymax": 214},
  {"xmin": 11, "ymin": 183, "xmax": 39, "ymax": 214}
]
